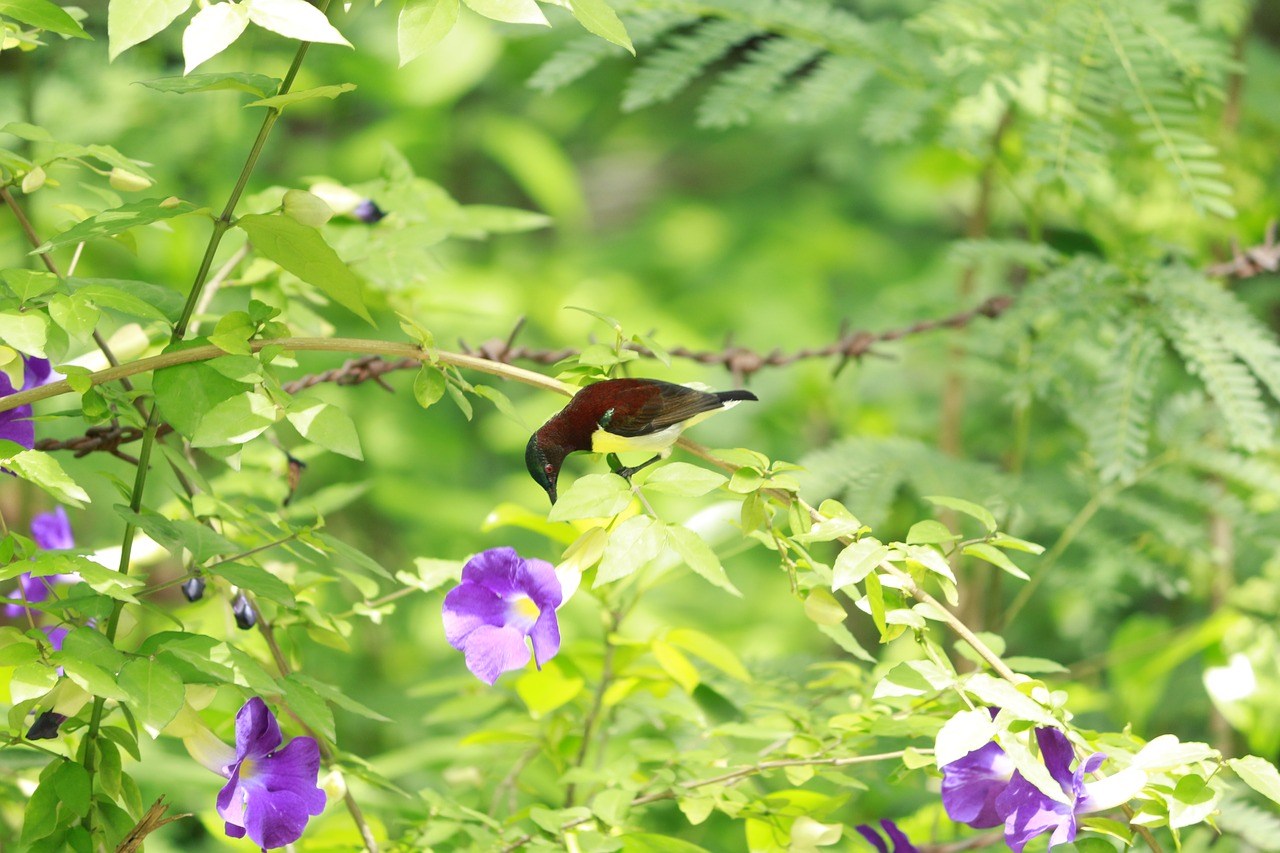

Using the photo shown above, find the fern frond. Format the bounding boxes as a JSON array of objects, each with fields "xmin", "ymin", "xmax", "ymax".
[
  {"xmin": 621, "ymin": 18, "xmax": 757, "ymax": 112},
  {"xmin": 779, "ymin": 54, "xmax": 873, "ymax": 124},
  {"xmin": 1087, "ymin": 324, "xmax": 1159, "ymax": 484},
  {"xmin": 529, "ymin": 11, "xmax": 694, "ymax": 94},
  {"xmin": 1161, "ymin": 307, "xmax": 1272, "ymax": 451},
  {"xmin": 697, "ymin": 36, "xmax": 824, "ymax": 128},
  {"xmin": 1099, "ymin": 5, "xmax": 1235, "ymax": 217},
  {"xmin": 861, "ymin": 85, "xmax": 937, "ymax": 146}
]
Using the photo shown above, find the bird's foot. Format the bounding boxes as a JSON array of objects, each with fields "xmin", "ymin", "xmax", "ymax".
[{"xmin": 610, "ymin": 454, "xmax": 661, "ymax": 481}]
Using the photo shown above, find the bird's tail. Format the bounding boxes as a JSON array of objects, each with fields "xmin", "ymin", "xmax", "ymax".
[{"xmin": 715, "ymin": 390, "xmax": 758, "ymax": 405}]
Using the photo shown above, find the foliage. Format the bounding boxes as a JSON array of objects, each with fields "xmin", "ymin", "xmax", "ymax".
[{"xmin": 1, "ymin": 0, "xmax": 1280, "ymax": 850}]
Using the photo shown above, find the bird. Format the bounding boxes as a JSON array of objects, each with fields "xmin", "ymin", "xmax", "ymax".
[{"xmin": 526, "ymin": 378, "xmax": 758, "ymax": 504}]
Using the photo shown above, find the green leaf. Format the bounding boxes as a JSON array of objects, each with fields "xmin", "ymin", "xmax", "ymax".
[
  {"xmin": 591, "ymin": 787, "xmax": 635, "ymax": 828},
  {"xmin": 190, "ymin": 390, "xmax": 277, "ymax": 447},
  {"xmin": 213, "ymin": 562, "xmax": 296, "ymax": 606},
  {"xmin": 117, "ymin": 658, "xmax": 184, "ymax": 737},
  {"xmin": 137, "ymin": 72, "xmax": 280, "ymax": 97},
  {"xmin": 1229, "ymin": 756, "xmax": 1280, "ymax": 806},
  {"xmin": 34, "ymin": 554, "xmax": 145, "ymax": 602},
  {"xmin": 3, "ymin": 450, "xmax": 90, "ymax": 506},
  {"xmin": 32, "ymin": 198, "xmax": 203, "ymax": 254},
  {"xmin": 10, "ymin": 661, "xmax": 58, "ymax": 703},
  {"xmin": 290, "ymin": 673, "xmax": 392, "ymax": 721},
  {"xmin": 0, "ymin": 310, "xmax": 49, "ymax": 357},
  {"xmin": 69, "ymin": 279, "xmax": 181, "ymax": 323},
  {"xmin": 548, "ymin": 473, "xmax": 632, "ymax": 521},
  {"xmin": 245, "ymin": 83, "xmax": 357, "ymax": 110},
  {"xmin": 61, "ymin": 627, "xmax": 126, "ymax": 673},
  {"xmin": 209, "ymin": 310, "xmax": 254, "ymax": 355},
  {"xmin": 963, "ymin": 543, "xmax": 1030, "ymax": 581},
  {"xmin": 244, "ymin": 0, "xmax": 351, "ymax": 45},
  {"xmin": 60, "ymin": 657, "xmax": 129, "ymax": 700},
  {"xmin": 596, "ymin": 515, "xmax": 663, "ymax": 586},
  {"xmin": 286, "ymin": 398, "xmax": 363, "ymax": 459},
  {"xmin": 934, "ymin": 708, "xmax": 998, "ymax": 766},
  {"xmin": 666, "ymin": 627, "xmax": 751, "ymax": 682},
  {"xmin": 652, "ymin": 639, "xmax": 699, "ymax": 693},
  {"xmin": 924, "ymin": 495, "xmax": 997, "ymax": 532},
  {"xmin": 236, "ymin": 213, "xmax": 372, "ymax": 322},
  {"xmin": 182, "ymin": 2, "xmax": 249, "ymax": 73},
  {"xmin": 515, "ymin": 663, "xmax": 584, "ymax": 716},
  {"xmin": 667, "ymin": 524, "xmax": 740, "ymax": 596},
  {"xmin": 153, "ymin": 340, "xmax": 253, "ymax": 439},
  {"xmin": 398, "ymin": 0, "xmax": 459, "ymax": 66},
  {"xmin": 283, "ymin": 674, "xmax": 335, "ymax": 741},
  {"xmin": 413, "ymin": 365, "xmax": 446, "ymax": 409},
  {"xmin": 905, "ymin": 519, "xmax": 959, "ymax": 545},
  {"xmin": 0, "ymin": 0, "xmax": 91, "ymax": 38},
  {"xmin": 1, "ymin": 269, "xmax": 59, "ymax": 302},
  {"xmin": 567, "ymin": 0, "xmax": 632, "ymax": 52},
  {"xmin": 454, "ymin": 204, "xmax": 552, "ymax": 234},
  {"xmin": 832, "ymin": 538, "xmax": 888, "ymax": 592},
  {"xmin": 642, "ymin": 462, "xmax": 726, "ymax": 496},
  {"xmin": 803, "ymin": 588, "xmax": 846, "ymax": 625},
  {"xmin": 50, "ymin": 762, "xmax": 91, "ymax": 820},
  {"xmin": 463, "ymin": 0, "xmax": 547, "ymax": 26},
  {"xmin": 48, "ymin": 292, "xmax": 100, "ymax": 342}
]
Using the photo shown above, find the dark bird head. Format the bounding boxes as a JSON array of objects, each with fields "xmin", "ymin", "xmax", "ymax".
[{"xmin": 526, "ymin": 433, "xmax": 567, "ymax": 504}]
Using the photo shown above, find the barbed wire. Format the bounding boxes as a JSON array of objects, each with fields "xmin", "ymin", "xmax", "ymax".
[{"xmin": 26, "ymin": 221, "xmax": 1280, "ymax": 458}]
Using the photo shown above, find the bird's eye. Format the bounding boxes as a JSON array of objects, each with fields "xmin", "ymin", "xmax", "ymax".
[{"xmin": 544, "ymin": 463, "xmax": 554, "ymax": 475}]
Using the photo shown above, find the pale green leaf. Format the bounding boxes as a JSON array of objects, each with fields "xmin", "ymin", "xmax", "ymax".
[
  {"xmin": 934, "ymin": 708, "xmax": 998, "ymax": 767},
  {"xmin": 245, "ymin": 0, "xmax": 352, "ymax": 45},
  {"xmin": 963, "ymin": 543, "xmax": 1030, "ymax": 581},
  {"xmin": 567, "ymin": 0, "xmax": 631, "ymax": 52},
  {"xmin": 413, "ymin": 365, "xmax": 446, "ymax": 409},
  {"xmin": 666, "ymin": 627, "xmax": 751, "ymax": 682},
  {"xmin": 596, "ymin": 515, "xmax": 663, "ymax": 586},
  {"xmin": 924, "ymin": 495, "xmax": 997, "ymax": 532},
  {"xmin": 641, "ymin": 462, "xmax": 726, "ymax": 496},
  {"xmin": 0, "ymin": 311, "xmax": 49, "ymax": 357},
  {"xmin": 182, "ymin": 2, "xmax": 250, "ymax": 73},
  {"xmin": 548, "ymin": 473, "xmax": 632, "ymax": 521},
  {"xmin": 463, "ymin": 0, "xmax": 546, "ymax": 25},
  {"xmin": 190, "ymin": 390, "xmax": 277, "ymax": 447},
  {"xmin": 1229, "ymin": 756, "xmax": 1280, "ymax": 806},
  {"xmin": 398, "ymin": 0, "xmax": 459, "ymax": 66},
  {"xmin": 1, "ymin": 269, "xmax": 59, "ymax": 302},
  {"xmin": 286, "ymin": 398, "xmax": 363, "ymax": 459},
  {"xmin": 48, "ymin": 292, "xmax": 100, "ymax": 342},
  {"xmin": 667, "ymin": 523, "xmax": 740, "ymax": 596},
  {"xmin": 109, "ymin": 0, "xmax": 188, "ymax": 57},
  {"xmin": 138, "ymin": 72, "xmax": 280, "ymax": 97},
  {"xmin": 832, "ymin": 538, "xmax": 888, "ymax": 592},
  {"xmin": 3, "ymin": 450, "xmax": 90, "ymax": 506}
]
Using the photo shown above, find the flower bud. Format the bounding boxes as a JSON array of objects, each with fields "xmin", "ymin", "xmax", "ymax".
[
  {"xmin": 282, "ymin": 189, "xmax": 334, "ymax": 227},
  {"xmin": 182, "ymin": 575, "xmax": 207, "ymax": 602},
  {"xmin": 26, "ymin": 711, "xmax": 67, "ymax": 740},
  {"xmin": 109, "ymin": 167, "xmax": 152, "ymax": 192},
  {"xmin": 232, "ymin": 593, "xmax": 257, "ymax": 630},
  {"xmin": 21, "ymin": 166, "xmax": 45, "ymax": 194},
  {"xmin": 353, "ymin": 199, "xmax": 386, "ymax": 224}
]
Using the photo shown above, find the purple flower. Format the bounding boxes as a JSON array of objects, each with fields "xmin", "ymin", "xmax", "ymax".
[
  {"xmin": 855, "ymin": 820, "xmax": 919, "ymax": 853},
  {"xmin": 442, "ymin": 547, "xmax": 562, "ymax": 685},
  {"xmin": 4, "ymin": 507, "xmax": 75, "ymax": 619},
  {"xmin": 232, "ymin": 592, "xmax": 257, "ymax": 629},
  {"xmin": 943, "ymin": 727, "xmax": 1147, "ymax": 852},
  {"xmin": 353, "ymin": 199, "xmax": 386, "ymax": 223},
  {"xmin": 0, "ymin": 356, "xmax": 53, "ymax": 450},
  {"xmin": 215, "ymin": 697, "xmax": 327, "ymax": 849},
  {"xmin": 941, "ymin": 739, "xmax": 1016, "ymax": 828}
]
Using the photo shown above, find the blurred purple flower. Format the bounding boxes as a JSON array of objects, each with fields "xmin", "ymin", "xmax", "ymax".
[
  {"xmin": 941, "ymin": 739, "xmax": 1016, "ymax": 828},
  {"xmin": 4, "ymin": 507, "xmax": 75, "ymax": 619},
  {"xmin": 182, "ymin": 575, "xmax": 207, "ymax": 602},
  {"xmin": 232, "ymin": 592, "xmax": 257, "ymax": 629},
  {"xmin": 442, "ymin": 547, "xmax": 562, "ymax": 684},
  {"xmin": 0, "ymin": 356, "xmax": 53, "ymax": 451},
  {"xmin": 855, "ymin": 820, "xmax": 919, "ymax": 853},
  {"xmin": 353, "ymin": 199, "xmax": 385, "ymax": 223},
  {"xmin": 215, "ymin": 697, "xmax": 326, "ymax": 849}
]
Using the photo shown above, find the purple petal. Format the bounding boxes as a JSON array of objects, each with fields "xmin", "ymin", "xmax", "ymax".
[
  {"xmin": 0, "ymin": 404, "xmax": 35, "ymax": 451},
  {"xmin": 460, "ymin": 547, "xmax": 527, "ymax": 597},
  {"xmin": 855, "ymin": 824, "xmax": 889, "ymax": 853},
  {"xmin": 218, "ymin": 765, "xmax": 248, "ymax": 830},
  {"xmin": 1072, "ymin": 752, "xmax": 1108, "ymax": 801},
  {"xmin": 528, "ymin": 609, "xmax": 560, "ymax": 669},
  {"xmin": 880, "ymin": 820, "xmax": 920, "ymax": 853},
  {"xmin": 31, "ymin": 507, "xmax": 74, "ymax": 550},
  {"xmin": 43, "ymin": 624, "xmax": 68, "ymax": 653},
  {"xmin": 996, "ymin": 773, "xmax": 1076, "ymax": 853},
  {"xmin": 254, "ymin": 737, "xmax": 325, "ymax": 806},
  {"xmin": 461, "ymin": 624, "xmax": 532, "ymax": 684},
  {"xmin": 24, "ymin": 357, "xmax": 52, "ymax": 388},
  {"xmin": 235, "ymin": 697, "xmax": 282, "ymax": 760},
  {"xmin": 442, "ymin": 581, "xmax": 507, "ymax": 648},
  {"xmin": 941, "ymin": 740, "xmax": 1015, "ymax": 827},
  {"xmin": 1035, "ymin": 728, "xmax": 1076, "ymax": 791},
  {"xmin": 521, "ymin": 557, "xmax": 562, "ymax": 612},
  {"xmin": 243, "ymin": 786, "xmax": 322, "ymax": 849}
]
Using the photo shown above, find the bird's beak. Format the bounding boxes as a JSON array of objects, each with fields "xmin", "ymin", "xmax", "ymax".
[{"xmin": 548, "ymin": 484, "xmax": 558, "ymax": 505}]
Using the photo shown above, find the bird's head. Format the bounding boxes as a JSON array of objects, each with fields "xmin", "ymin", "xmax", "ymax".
[{"xmin": 525, "ymin": 433, "xmax": 565, "ymax": 504}]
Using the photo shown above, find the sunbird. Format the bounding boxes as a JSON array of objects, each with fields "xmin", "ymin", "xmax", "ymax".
[{"xmin": 526, "ymin": 378, "xmax": 758, "ymax": 504}]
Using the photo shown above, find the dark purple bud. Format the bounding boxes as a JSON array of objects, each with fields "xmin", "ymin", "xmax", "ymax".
[
  {"xmin": 232, "ymin": 593, "xmax": 257, "ymax": 630},
  {"xmin": 27, "ymin": 711, "xmax": 67, "ymax": 740},
  {"xmin": 182, "ymin": 576, "xmax": 207, "ymax": 602},
  {"xmin": 353, "ymin": 199, "xmax": 386, "ymax": 224}
]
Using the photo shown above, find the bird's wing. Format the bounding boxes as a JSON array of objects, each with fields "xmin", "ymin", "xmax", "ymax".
[{"xmin": 601, "ymin": 383, "xmax": 723, "ymax": 437}]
